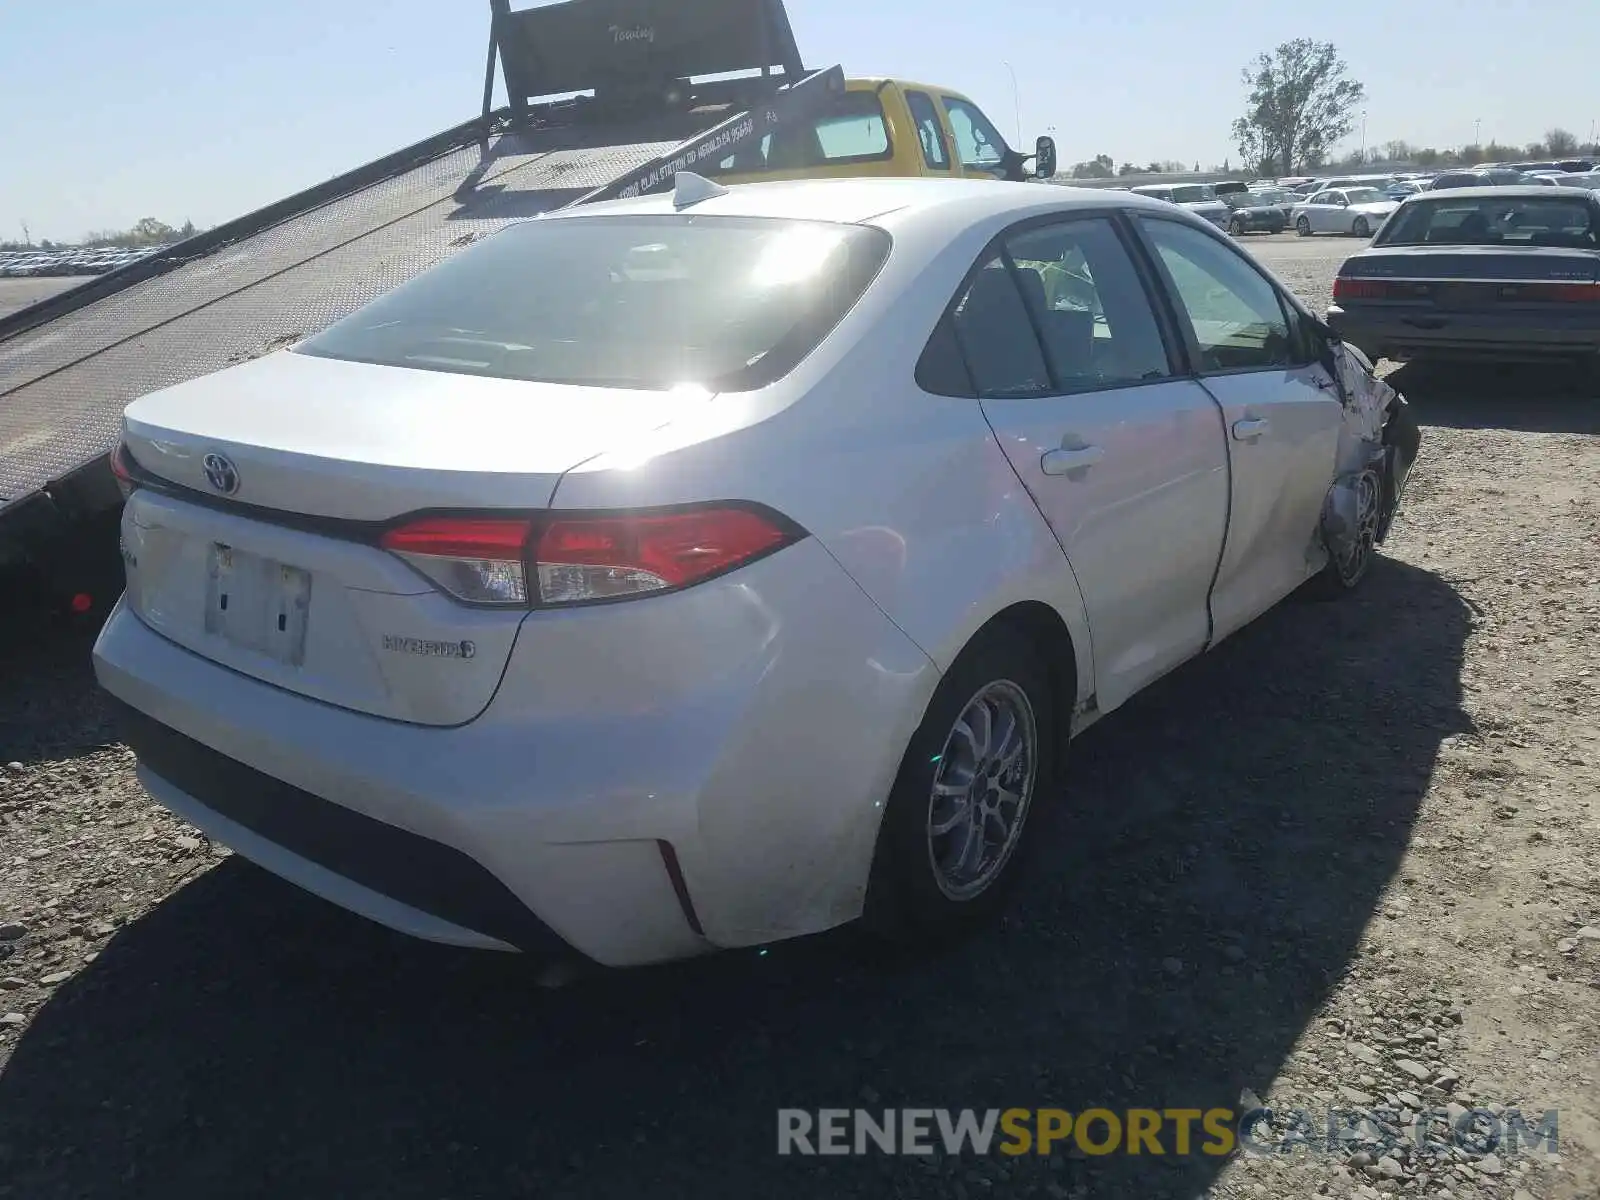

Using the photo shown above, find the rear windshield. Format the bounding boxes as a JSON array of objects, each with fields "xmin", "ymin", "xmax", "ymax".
[
  {"xmin": 1376, "ymin": 196, "xmax": 1598, "ymax": 247},
  {"xmin": 700, "ymin": 90, "xmax": 891, "ymax": 175},
  {"xmin": 1169, "ymin": 185, "xmax": 1216, "ymax": 203},
  {"xmin": 1344, "ymin": 188, "xmax": 1385, "ymax": 204},
  {"xmin": 296, "ymin": 215, "xmax": 891, "ymax": 391}
]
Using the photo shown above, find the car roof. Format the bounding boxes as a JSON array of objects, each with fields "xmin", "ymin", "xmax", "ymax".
[
  {"xmin": 1405, "ymin": 184, "xmax": 1597, "ymax": 200},
  {"xmin": 541, "ymin": 176, "xmax": 1179, "ymax": 227}
]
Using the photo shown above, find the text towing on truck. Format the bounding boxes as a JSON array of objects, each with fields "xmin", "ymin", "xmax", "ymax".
[{"xmin": 0, "ymin": 0, "xmax": 1054, "ymax": 619}]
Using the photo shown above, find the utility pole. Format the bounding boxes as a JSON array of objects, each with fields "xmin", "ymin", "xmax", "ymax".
[
  {"xmin": 20, "ymin": 220, "xmax": 30, "ymax": 247},
  {"xmin": 1360, "ymin": 111, "xmax": 1367, "ymax": 162},
  {"xmin": 1002, "ymin": 61, "xmax": 1022, "ymax": 149},
  {"xmin": 1473, "ymin": 117, "xmax": 1481, "ymax": 148}
]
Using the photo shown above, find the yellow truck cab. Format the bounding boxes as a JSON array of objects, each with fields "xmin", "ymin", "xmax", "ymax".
[{"xmin": 699, "ymin": 78, "xmax": 1057, "ymax": 186}]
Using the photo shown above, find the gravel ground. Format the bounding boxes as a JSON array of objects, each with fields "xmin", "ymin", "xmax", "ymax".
[
  {"xmin": 1, "ymin": 234, "xmax": 1598, "ymax": 1200},
  {"xmin": 0, "ymin": 277, "xmax": 92, "ymax": 319}
]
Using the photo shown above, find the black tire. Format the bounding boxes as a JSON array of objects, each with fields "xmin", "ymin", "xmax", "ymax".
[
  {"xmin": 1351, "ymin": 216, "xmax": 1371, "ymax": 238},
  {"xmin": 1229, "ymin": 217, "xmax": 1247, "ymax": 236},
  {"xmin": 863, "ymin": 624, "xmax": 1059, "ymax": 944},
  {"xmin": 1296, "ymin": 216, "xmax": 1312, "ymax": 237}
]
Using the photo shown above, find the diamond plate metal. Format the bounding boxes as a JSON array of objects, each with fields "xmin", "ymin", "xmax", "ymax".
[{"xmin": 0, "ymin": 138, "xmax": 674, "ymax": 509}]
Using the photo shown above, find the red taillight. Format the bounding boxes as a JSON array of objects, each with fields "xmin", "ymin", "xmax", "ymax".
[
  {"xmin": 1506, "ymin": 281, "xmax": 1600, "ymax": 303},
  {"xmin": 1333, "ymin": 276, "xmax": 1394, "ymax": 300},
  {"xmin": 109, "ymin": 440, "xmax": 138, "ymax": 499},
  {"xmin": 379, "ymin": 505, "xmax": 802, "ymax": 607}
]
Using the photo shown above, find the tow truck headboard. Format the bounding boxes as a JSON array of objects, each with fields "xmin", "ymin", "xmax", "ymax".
[{"xmin": 489, "ymin": 0, "xmax": 806, "ymax": 121}]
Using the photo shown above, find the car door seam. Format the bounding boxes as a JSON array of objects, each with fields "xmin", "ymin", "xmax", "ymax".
[{"xmin": 1192, "ymin": 377, "xmax": 1234, "ymax": 651}]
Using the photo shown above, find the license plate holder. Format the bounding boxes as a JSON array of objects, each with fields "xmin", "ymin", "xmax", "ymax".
[
  {"xmin": 1434, "ymin": 283, "xmax": 1479, "ymax": 309},
  {"xmin": 204, "ymin": 543, "xmax": 312, "ymax": 666}
]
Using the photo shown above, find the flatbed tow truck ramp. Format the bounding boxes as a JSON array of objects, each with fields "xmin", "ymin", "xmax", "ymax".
[{"xmin": 0, "ymin": 0, "xmax": 839, "ymax": 610}]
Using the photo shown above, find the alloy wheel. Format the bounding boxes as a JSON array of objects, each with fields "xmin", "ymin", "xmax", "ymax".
[
  {"xmin": 1334, "ymin": 469, "xmax": 1381, "ymax": 587},
  {"xmin": 925, "ymin": 681, "xmax": 1039, "ymax": 901}
]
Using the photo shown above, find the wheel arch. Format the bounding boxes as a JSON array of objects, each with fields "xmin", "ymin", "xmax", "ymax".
[{"xmin": 979, "ymin": 600, "xmax": 1080, "ymax": 749}]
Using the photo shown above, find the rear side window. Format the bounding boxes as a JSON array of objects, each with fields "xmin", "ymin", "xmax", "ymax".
[
  {"xmin": 298, "ymin": 215, "xmax": 891, "ymax": 392},
  {"xmin": 1138, "ymin": 218, "xmax": 1292, "ymax": 372},
  {"xmin": 947, "ymin": 257, "xmax": 1050, "ymax": 397},
  {"xmin": 1003, "ymin": 219, "xmax": 1172, "ymax": 389},
  {"xmin": 904, "ymin": 89, "xmax": 951, "ymax": 171}
]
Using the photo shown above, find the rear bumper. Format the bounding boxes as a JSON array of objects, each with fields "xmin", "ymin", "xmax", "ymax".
[
  {"xmin": 93, "ymin": 536, "xmax": 939, "ymax": 967},
  {"xmin": 1327, "ymin": 304, "xmax": 1600, "ymax": 362}
]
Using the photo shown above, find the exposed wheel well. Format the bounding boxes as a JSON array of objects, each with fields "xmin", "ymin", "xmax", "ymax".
[{"xmin": 977, "ymin": 601, "xmax": 1079, "ymax": 749}]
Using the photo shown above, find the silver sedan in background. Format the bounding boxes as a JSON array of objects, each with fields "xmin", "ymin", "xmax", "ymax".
[{"xmin": 1292, "ymin": 187, "xmax": 1401, "ymax": 238}]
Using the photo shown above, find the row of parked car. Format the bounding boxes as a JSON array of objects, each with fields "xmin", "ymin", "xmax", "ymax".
[
  {"xmin": 0, "ymin": 244, "xmax": 171, "ymax": 278},
  {"xmin": 1125, "ymin": 160, "xmax": 1600, "ymax": 240}
]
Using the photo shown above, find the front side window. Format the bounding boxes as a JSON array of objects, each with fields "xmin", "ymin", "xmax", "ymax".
[
  {"xmin": 1003, "ymin": 219, "xmax": 1172, "ymax": 389},
  {"xmin": 904, "ymin": 89, "xmax": 951, "ymax": 171},
  {"xmin": 298, "ymin": 215, "xmax": 891, "ymax": 392},
  {"xmin": 941, "ymin": 96, "xmax": 1008, "ymax": 172},
  {"xmin": 1138, "ymin": 218, "xmax": 1292, "ymax": 372}
]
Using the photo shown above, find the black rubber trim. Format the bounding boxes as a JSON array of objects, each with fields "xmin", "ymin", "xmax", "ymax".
[{"xmin": 107, "ymin": 696, "xmax": 575, "ymax": 956}]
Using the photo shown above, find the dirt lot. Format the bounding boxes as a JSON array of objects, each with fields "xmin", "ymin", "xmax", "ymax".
[
  {"xmin": 0, "ymin": 277, "xmax": 91, "ymax": 320},
  {"xmin": 1, "ymin": 235, "xmax": 1597, "ymax": 1200}
]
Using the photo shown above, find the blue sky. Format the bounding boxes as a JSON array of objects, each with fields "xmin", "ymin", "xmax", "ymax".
[{"xmin": 2, "ymin": 0, "xmax": 1596, "ymax": 242}]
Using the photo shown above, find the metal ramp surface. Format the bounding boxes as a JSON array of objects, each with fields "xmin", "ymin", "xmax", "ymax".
[{"xmin": 0, "ymin": 126, "xmax": 686, "ymax": 513}]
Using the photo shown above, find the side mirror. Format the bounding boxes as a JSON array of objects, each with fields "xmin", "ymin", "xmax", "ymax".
[{"xmin": 1034, "ymin": 135, "xmax": 1057, "ymax": 180}]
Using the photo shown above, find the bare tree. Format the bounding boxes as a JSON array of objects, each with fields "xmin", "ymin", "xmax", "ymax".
[
  {"xmin": 1232, "ymin": 39, "xmax": 1366, "ymax": 175},
  {"xmin": 1545, "ymin": 127, "xmax": 1579, "ymax": 156}
]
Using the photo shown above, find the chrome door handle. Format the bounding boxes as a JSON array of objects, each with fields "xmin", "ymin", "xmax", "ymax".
[
  {"xmin": 1040, "ymin": 445, "xmax": 1104, "ymax": 476},
  {"xmin": 1232, "ymin": 417, "xmax": 1269, "ymax": 441}
]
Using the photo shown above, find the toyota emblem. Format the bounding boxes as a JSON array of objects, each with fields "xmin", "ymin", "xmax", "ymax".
[{"xmin": 202, "ymin": 452, "xmax": 240, "ymax": 496}]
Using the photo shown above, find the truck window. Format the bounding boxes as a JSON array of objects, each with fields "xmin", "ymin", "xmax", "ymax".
[
  {"xmin": 903, "ymin": 89, "xmax": 951, "ymax": 171},
  {"xmin": 810, "ymin": 91, "xmax": 892, "ymax": 161},
  {"xmin": 941, "ymin": 96, "xmax": 1007, "ymax": 172},
  {"xmin": 700, "ymin": 91, "xmax": 891, "ymax": 174}
]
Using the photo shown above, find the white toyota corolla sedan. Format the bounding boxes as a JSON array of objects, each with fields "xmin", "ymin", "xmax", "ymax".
[{"xmin": 94, "ymin": 174, "xmax": 1418, "ymax": 968}]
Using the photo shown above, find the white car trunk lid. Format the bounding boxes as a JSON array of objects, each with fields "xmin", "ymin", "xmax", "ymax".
[
  {"xmin": 121, "ymin": 350, "xmax": 692, "ymax": 519},
  {"xmin": 118, "ymin": 350, "xmax": 704, "ymax": 725}
]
